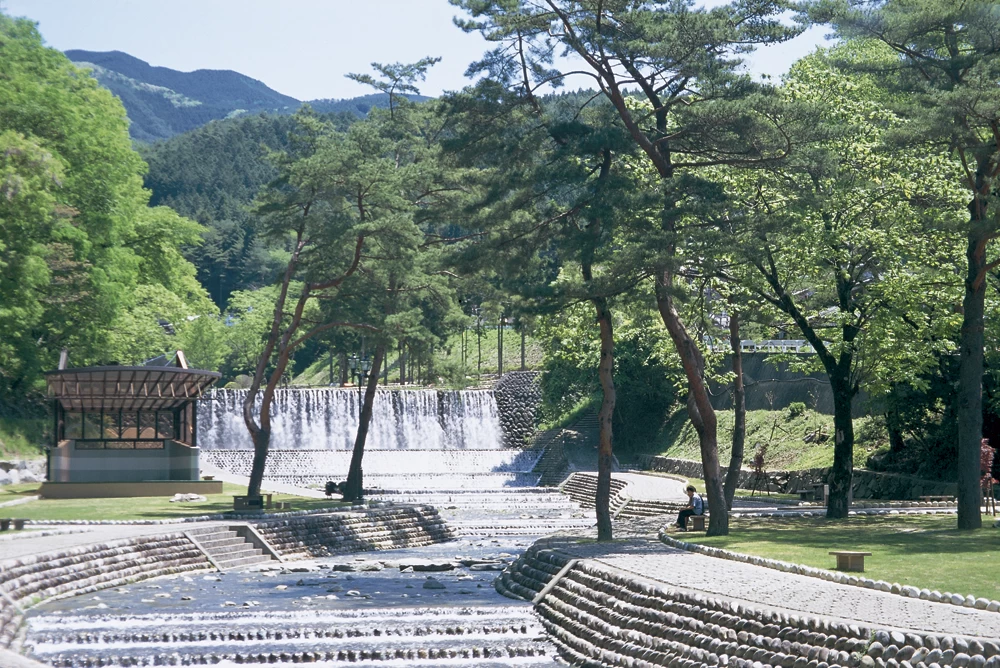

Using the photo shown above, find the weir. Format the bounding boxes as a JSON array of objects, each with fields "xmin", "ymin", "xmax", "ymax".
[{"xmin": 198, "ymin": 388, "xmax": 543, "ymax": 489}]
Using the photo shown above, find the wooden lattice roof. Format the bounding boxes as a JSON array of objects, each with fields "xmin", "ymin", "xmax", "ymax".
[{"xmin": 45, "ymin": 366, "xmax": 221, "ymax": 412}]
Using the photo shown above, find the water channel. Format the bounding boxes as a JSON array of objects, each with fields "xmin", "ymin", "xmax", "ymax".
[{"xmin": 24, "ymin": 387, "xmax": 585, "ymax": 666}]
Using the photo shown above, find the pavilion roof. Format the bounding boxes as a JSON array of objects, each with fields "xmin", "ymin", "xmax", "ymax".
[{"xmin": 45, "ymin": 366, "xmax": 221, "ymax": 412}]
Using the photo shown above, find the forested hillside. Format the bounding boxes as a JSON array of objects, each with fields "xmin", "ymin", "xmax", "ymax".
[
  {"xmin": 66, "ymin": 50, "xmax": 299, "ymax": 141},
  {"xmin": 66, "ymin": 50, "xmax": 430, "ymax": 142},
  {"xmin": 144, "ymin": 114, "xmax": 314, "ymax": 305}
]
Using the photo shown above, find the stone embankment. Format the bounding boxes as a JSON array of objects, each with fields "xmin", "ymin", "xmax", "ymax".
[
  {"xmin": 253, "ymin": 506, "xmax": 454, "ymax": 559},
  {"xmin": 0, "ymin": 506, "xmax": 455, "ymax": 652},
  {"xmin": 494, "ymin": 371, "xmax": 542, "ymax": 447},
  {"xmin": 498, "ymin": 540, "xmax": 1000, "ymax": 668},
  {"xmin": 644, "ymin": 456, "xmax": 957, "ymax": 500},
  {"xmin": 560, "ymin": 472, "xmax": 687, "ymax": 519},
  {"xmin": 0, "ymin": 533, "xmax": 210, "ymax": 648}
]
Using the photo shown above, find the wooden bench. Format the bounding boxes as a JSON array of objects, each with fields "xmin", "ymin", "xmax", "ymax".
[
  {"xmin": 0, "ymin": 519, "xmax": 26, "ymax": 531},
  {"xmin": 829, "ymin": 550, "xmax": 872, "ymax": 572},
  {"xmin": 919, "ymin": 495, "xmax": 955, "ymax": 503},
  {"xmin": 233, "ymin": 494, "xmax": 272, "ymax": 511},
  {"xmin": 689, "ymin": 515, "xmax": 707, "ymax": 531},
  {"xmin": 794, "ymin": 489, "xmax": 814, "ymax": 501}
]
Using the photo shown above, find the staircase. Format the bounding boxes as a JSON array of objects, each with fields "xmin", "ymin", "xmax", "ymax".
[
  {"xmin": 186, "ymin": 525, "xmax": 275, "ymax": 571},
  {"xmin": 531, "ymin": 429, "xmax": 570, "ymax": 487},
  {"xmin": 559, "ymin": 472, "xmax": 630, "ymax": 515}
]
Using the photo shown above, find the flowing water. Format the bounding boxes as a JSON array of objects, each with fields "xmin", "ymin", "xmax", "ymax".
[
  {"xmin": 198, "ymin": 389, "xmax": 504, "ymax": 452},
  {"xmin": 198, "ymin": 389, "xmax": 542, "ymax": 489},
  {"xmin": 20, "ymin": 387, "xmax": 584, "ymax": 666}
]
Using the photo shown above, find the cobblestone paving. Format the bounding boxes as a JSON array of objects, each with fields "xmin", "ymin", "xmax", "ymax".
[{"xmin": 555, "ymin": 537, "xmax": 1000, "ymax": 640}]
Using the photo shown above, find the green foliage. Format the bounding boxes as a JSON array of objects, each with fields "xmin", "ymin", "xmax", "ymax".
[
  {"xmin": 787, "ymin": 402, "xmax": 806, "ymax": 419},
  {"xmin": 0, "ymin": 14, "xmax": 212, "ymax": 401},
  {"xmin": 642, "ymin": 408, "xmax": 883, "ymax": 472},
  {"xmin": 0, "ymin": 417, "xmax": 47, "ymax": 458}
]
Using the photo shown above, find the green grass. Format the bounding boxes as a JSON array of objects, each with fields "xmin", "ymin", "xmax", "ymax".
[
  {"xmin": 0, "ymin": 417, "xmax": 47, "ymax": 458},
  {"xmin": 629, "ymin": 408, "xmax": 885, "ymax": 472},
  {"xmin": 0, "ymin": 482, "xmax": 350, "ymax": 521},
  {"xmin": 686, "ymin": 514, "xmax": 1000, "ymax": 600}
]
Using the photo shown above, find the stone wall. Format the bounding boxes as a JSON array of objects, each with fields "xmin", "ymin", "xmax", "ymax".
[
  {"xmin": 0, "ymin": 534, "xmax": 211, "ymax": 648},
  {"xmin": 251, "ymin": 505, "xmax": 455, "ymax": 560},
  {"xmin": 642, "ymin": 456, "xmax": 957, "ymax": 500},
  {"xmin": 498, "ymin": 540, "xmax": 1000, "ymax": 668},
  {"xmin": 493, "ymin": 371, "xmax": 542, "ymax": 447}
]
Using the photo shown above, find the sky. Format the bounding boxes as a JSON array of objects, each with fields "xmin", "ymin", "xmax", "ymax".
[{"xmin": 5, "ymin": 0, "xmax": 830, "ymax": 102}]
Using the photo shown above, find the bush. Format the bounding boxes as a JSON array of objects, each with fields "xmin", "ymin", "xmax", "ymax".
[{"xmin": 787, "ymin": 402, "xmax": 806, "ymax": 419}]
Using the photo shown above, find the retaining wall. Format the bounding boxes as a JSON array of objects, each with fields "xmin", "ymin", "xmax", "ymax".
[
  {"xmin": 498, "ymin": 540, "xmax": 1000, "ymax": 668},
  {"xmin": 251, "ymin": 505, "xmax": 455, "ymax": 560},
  {"xmin": 643, "ymin": 456, "xmax": 957, "ymax": 500},
  {"xmin": 0, "ymin": 533, "xmax": 211, "ymax": 649},
  {"xmin": 494, "ymin": 372, "xmax": 542, "ymax": 447}
]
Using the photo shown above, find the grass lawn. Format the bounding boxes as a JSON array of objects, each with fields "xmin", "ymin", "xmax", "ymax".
[
  {"xmin": 0, "ymin": 482, "xmax": 350, "ymax": 521},
  {"xmin": 624, "ymin": 408, "xmax": 886, "ymax": 472},
  {"xmin": 686, "ymin": 514, "xmax": 1000, "ymax": 600}
]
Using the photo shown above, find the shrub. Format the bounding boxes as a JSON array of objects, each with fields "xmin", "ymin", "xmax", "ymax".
[{"xmin": 787, "ymin": 402, "xmax": 806, "ymax": 419}]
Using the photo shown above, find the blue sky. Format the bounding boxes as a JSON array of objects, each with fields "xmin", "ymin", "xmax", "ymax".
[{"xmin": 5, "ymin": 0, "xmax": 829, "ymax": 102}]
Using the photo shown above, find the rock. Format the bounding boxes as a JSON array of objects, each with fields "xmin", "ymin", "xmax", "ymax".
[
  {"xmin": 168, "ymin": 493, "xmax": 206, "ymax": 503},
  {"xmin": 423, "ymin": 577, "xmax": 446, "ymax": 590},
  {"xmin": 327, "ymin": 585, "xmax": 343, "ymax": 593}
]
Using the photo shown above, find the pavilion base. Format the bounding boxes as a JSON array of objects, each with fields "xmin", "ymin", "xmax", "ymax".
[{"xmin": 39, "ymin": 480, "xmax": 223, "ymax": 499}]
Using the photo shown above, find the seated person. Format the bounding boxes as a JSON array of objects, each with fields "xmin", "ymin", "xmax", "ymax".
[{"xmin": 674, "ymin": 484, "xmax": 704, "ymax": 531}]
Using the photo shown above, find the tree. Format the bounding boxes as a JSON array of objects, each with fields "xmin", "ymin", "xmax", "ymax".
[
  {"xmin": 241, "ymin": 112, "xmax": 372, "ymax": 499},
  {"xmin": 453, "ymin": 0, "xmax": 799, "ymax": 535},
  {"xmin": 716, "ymin": 47, "xmax": 965, "ymax": 517},
  {"xmin": 804, "ymin": 0, "xmax": 998, "ymax": 528},
  {"xmin": 0, "ymin": 13, "xmax": 212, "ymax": 400}
]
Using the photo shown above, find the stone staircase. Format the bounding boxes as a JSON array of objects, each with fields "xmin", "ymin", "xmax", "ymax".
[
  {"xmin": 186, "ymin": 526, "xmax": 274, "ymax": 571},
  {"xmin": 559, "ymin": 472, "xmax": 630, "ymax": 515},
  {"xmin": 531, "ymin": 430, "xmax": 570, "ymax": 487},
  {"xmin": 498, "ymin": 542, "xmax": 876, "ymax": 668}
]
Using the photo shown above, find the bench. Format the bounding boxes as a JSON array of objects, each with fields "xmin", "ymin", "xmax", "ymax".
[
  {"xmin": 919, "ymin": 495, "xmax": 955, "ymax": 503},
  {"xmin": 794, "ymin": 489, "xmax": 814, "ymax": 501},
  {"xmin": 689, "ymin": 515, "xmax": 707, "ymax": 531},
  {"xmin": 829, "ymin": 550, "xmax": 872, "ymax": 572},
  {"xmin": 232, "ymin": 494, "xmax": 272, "ymax": 511},
  {"xmin": 0, "ymin": 519, "xmax": 26, "ymax": 531}
]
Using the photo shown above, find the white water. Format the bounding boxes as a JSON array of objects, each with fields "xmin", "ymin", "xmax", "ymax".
[{"xmin": 198, "ymin": 388, "xmax": 503, "ymax": 451}]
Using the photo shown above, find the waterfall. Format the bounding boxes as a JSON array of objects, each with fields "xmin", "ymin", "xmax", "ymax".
[{"xmin": 197, "ymin": 388, "xmax": 504, "ymax": 451}]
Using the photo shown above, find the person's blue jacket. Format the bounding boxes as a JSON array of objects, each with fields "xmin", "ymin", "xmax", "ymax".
[{"xmin": 692, "ymin": 494, "xmax": 704, "ymax": 515}]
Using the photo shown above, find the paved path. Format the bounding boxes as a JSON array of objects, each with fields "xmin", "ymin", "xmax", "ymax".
[
  {"xmin": 612, "ymin": 472, "xmax": 688, "ymax": 502},
  {"xmin": 555, "ymin": 537, "xmax": 1000, "ymax": 640}
]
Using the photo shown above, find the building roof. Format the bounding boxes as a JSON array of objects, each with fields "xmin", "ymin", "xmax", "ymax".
[{"xmin": 45, "ymin": 366, "xmax": 221, "ymax": 412}]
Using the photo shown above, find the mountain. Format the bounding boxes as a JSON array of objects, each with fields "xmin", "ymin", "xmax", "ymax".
[
  {"xmin": 65, "ymin": 50, "xmax": 430, "ymax": 142},
  {"xmin": 65, "ymin": 50, "xmax": 300, "ymax": 142}
]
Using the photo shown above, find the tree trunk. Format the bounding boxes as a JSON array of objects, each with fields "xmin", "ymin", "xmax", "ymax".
[
  {"xmin": 521, "ymin": 327, "xmax": 526, "ymax": 371},
  {"xmin": 958, "ymin": 230, "xmax": 987, "ymax": 529},
  {"xmin": 399, "ymin": 342, "xmax": 406, "ymax": 385},
  {"xmin": 655, "ymin": 269, "xmax": 728, "ymax": 535},
  {"xmin": 724, "ymin": 310, "xmax": 745, "ymax": 511},
  {"xmin": 592, "ymin": 296, "xmax": 616, "ymax": 542},
  {"xmin": 343, "ymin": 345, "xmax": 385, "ymax": 502},
  {"xmin": 827, "ymin": 375, "xmax": 856, "ymax": 519},
  {"xmin": 246, "ymin": 426, "xmax": 270, "ymax": 499},
  {"xmin": 339, "ymin": 352, "xmax": 348, "ymax": 386},
  {"xmin": 497, "ymin": 317, "xmax": 503, "ymax": 377}
]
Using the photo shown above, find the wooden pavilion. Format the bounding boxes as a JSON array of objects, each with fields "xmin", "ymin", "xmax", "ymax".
[{"xmin": 40, "ymin": 351, "xmax": 223, "ymax": 498}]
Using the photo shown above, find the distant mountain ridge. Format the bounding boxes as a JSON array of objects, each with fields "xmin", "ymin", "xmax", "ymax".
[{"xmin": 65, "ymin": 50, "xmax": 428, "ymax": 142}]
